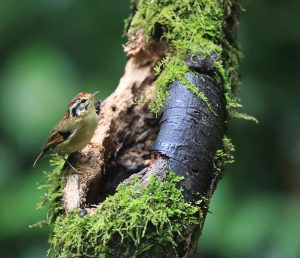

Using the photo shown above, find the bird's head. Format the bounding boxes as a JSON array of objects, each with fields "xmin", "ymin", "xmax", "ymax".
[{"xmin": 67, "ymin": 91, "xmax": 99, "ymax": 118}]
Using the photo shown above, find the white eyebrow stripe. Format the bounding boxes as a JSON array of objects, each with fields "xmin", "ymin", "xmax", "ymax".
[{"xmin": 69, "ymin": 100, "xmax": 81, "ymax": 117}]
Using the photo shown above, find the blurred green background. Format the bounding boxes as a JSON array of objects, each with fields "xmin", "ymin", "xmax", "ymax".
[{"xmin": 0, "ymin": 0, "xmax": 299, "ymax": 257}]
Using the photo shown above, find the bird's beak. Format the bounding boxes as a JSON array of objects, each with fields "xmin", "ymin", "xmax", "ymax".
[{"xmin": 92, "ymin": 91, "xmax": 100, "ymax": 97}]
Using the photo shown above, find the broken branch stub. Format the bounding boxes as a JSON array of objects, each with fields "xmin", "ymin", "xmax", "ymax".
[{"xmin": 152, "ymin": 72, "xmax": 226, "ymax": 201}]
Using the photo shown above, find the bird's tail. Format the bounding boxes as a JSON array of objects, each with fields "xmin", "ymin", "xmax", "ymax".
[{"xmin": 33, "ymin": 151, "xmax": 44, "ymax": 167}]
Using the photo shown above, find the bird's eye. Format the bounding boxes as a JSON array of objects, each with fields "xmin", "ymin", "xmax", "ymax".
[{"xmin": 81, "ymin": 99, "xmax": 87, "ymax": 103}]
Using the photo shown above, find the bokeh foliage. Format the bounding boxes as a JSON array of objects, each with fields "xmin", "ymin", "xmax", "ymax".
[{"xmin": 0, "ymin": 0, "xmax": 299, "ymax": 257}]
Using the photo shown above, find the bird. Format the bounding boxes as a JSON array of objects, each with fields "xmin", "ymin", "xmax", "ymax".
[{"xmin": 33, "ymin": 91, "xmax": 99, "ymax": 168}]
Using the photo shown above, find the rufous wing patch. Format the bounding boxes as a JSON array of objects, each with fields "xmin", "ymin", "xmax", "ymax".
[{"xmin": 45, "ymin": 131, "xmax": 65, "ymax": 149}]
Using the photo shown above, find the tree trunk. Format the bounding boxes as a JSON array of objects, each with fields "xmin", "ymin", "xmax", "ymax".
[{"xmin": 43, "ymin": 1, "xmax": 241, "ymax": 257}]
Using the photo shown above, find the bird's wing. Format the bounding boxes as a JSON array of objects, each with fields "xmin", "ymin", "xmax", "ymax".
[
  {"xmin": 43, "ymin": 130, "xmax": 72, "ymax": 150},
  {"xmin": 33, "ymin": 129, "xmax": 73, "ymax": 167}
]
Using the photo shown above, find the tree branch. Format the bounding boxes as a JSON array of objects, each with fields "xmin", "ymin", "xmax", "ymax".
[{"xmin": 45, "ymin": 1, "xmax": 241, "ymax": 257}]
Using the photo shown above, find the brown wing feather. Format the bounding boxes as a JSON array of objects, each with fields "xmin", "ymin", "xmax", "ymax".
[
  {"xmin": 44, "ymin": 130, "xmax": 65, "ymax": 149},
  {"xmin": 33, "ymin": 129, "xmax": 71, "ymax": 167}
]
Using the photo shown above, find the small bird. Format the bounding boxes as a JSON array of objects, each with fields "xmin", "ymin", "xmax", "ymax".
[{"xmin": 33, "ymin": 91, "xmax": 99, "ymax": 167}]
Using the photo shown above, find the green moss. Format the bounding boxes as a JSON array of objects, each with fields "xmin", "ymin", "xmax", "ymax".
[
  {"xmin": 31, "ymin": 154, "xmax": 65, "ymax": 228},
  {"xmin": 49, "ymin": 171, "xmax": 204, "ymax": 258},
  {"xmin": 151, "ymin": 57, "xmax": 216, "ymax": 115},
  {"xmin": 230, "ymin": 110, "xmax": 259, "ymax": 123},
  {"xmin": 213, "ymin": 136, "xmax": 235, "ymax": 174},
  {"xmin": 128, "ymin": 0, "xmax": 241, "ymax": 115}
]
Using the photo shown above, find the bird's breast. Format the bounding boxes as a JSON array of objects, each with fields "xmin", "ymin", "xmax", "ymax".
[{"xmin": 54, "ymin": 112, "xmax": 98, "ymax": 155}]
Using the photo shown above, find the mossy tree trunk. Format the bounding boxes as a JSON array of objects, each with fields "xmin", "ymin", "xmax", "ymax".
[{"xmin": 43, "ymin": 0, "xmax": 242, "ymax": 257}]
